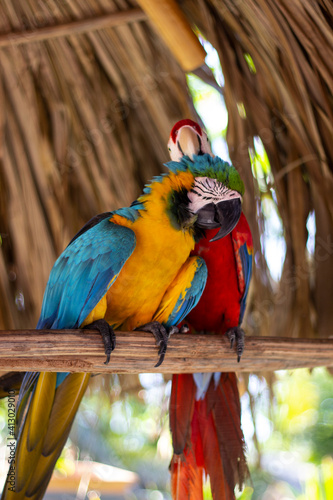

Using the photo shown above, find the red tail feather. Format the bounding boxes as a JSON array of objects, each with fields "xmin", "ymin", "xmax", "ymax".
[
  {"xmin": 197, "ymin": 396, "xmax": 233, "ymax": 500},
  {"xmin": 170, "ymin": 374, "xmax": 196, "ymax": 455},
  {"xmin": 208, "ymin": 373, "xmax": 248, "ymax": 492},
  {"xmin": 170, "ymin": 449, "xmax": 204, "ymax": 500},
  {"xmin": 170, "ymin": 372, "xmax": 248, "ymax": 499}
]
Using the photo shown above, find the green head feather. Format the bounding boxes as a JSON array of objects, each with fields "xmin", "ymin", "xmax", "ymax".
[{"xmin": 165, "ymin": 154, "xmax": 245, "ymax": 196}]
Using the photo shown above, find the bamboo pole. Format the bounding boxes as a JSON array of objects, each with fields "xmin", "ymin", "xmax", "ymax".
[
  {"xmin": 136, "ymin": 0, "xmax": 206, "ymax": 71},
  {"xmin": 0, "ymin": 330, "xmax": 332, "ymax": 373}
]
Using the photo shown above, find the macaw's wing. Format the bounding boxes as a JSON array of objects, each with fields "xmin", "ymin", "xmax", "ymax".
[
  {"xmin": 2, "ymin": 214, "xmax": 136, "ymax": 500},
  {"xmin": 37, "ymin": 213, "xmax": 136, "ymax": 329},
  {"xmin": 2, "ymin": 372, "xmax": 90, "ymax": 500},
  {"xmin": 154, "ymin": 256, "xmax": 208, "ymax": 328},
  {"xmin": 232, "ymin": 214, "xmax": 253, "ymax": 324},
  {"xmin": 237, "ymin": 241, "xmax": 252, "ymax": 324}
]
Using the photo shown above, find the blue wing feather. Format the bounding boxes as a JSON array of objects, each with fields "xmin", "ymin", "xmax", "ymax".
[
  {"xmin": 238, "ymin": 242, "xmax": 252, "ymax": 324},
  {"xmin": 37, "ymin": 216, "xmax": 136, "ymax": 330},
  {"xmin": 164, "ymin": 258, "xmax": 208, "ymax": 328}
]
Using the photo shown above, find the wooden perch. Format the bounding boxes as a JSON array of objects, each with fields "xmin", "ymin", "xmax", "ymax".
[{"xmin": 0, "ymin": 329, "xmax": 332, "ymax": 373}]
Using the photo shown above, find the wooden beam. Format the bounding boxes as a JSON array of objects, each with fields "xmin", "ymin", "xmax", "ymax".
[
  {"xmin": 0, "ymin": 9, "xmax": 147, "ymax": 48},
  {"xmin": 0, "ymin": 329, "xmax": 332, "ymax": 373}
]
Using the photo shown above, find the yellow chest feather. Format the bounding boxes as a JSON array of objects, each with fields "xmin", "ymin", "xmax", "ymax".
[
  {"xmin": 82, "ymin": 171, "xmax": 197, "ymax": 331},
  {"xmin": 105, "ymin": 212, "xmax": 194, "ymax": 330}
]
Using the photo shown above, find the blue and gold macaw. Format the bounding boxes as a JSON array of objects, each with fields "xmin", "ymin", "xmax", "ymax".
[{"xmin": 2, "ymin": 154, "xmax": 244, "ymax": 500}]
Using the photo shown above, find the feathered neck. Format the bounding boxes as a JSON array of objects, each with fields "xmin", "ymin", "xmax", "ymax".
[{"xmin": 166, "ymin": 154, "xmax": 244, "ymax": 196}]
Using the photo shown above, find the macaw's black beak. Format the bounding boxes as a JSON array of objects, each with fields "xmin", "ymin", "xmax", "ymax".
[{"xmin": 196, "ymin": 198, "xmax": 242, "ymax": 242}]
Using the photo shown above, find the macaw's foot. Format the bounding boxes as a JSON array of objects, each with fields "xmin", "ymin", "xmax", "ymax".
[
  {"xmin": 137, "ymin": 321, "xmax": 186, "ymax": 368},
  {"xmin": 83, "ymin": 319, "xmax": 116, "ymax": 365},
  {"xmin": 227, "ymin": 326, "xmax": 245, "ymax": 363},
  {"xmin": 178, "ymin": 324, "xmax": 190, "ymax": 334}
]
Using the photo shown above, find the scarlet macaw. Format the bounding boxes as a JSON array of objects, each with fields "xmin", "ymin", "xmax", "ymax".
[
  {"xmin": 168, "ymin": 119, "xmax": 252, "ymax": 499},
  {"xmin": 2, "ymin": 152, "xmax": 244, "ymax": 500}
]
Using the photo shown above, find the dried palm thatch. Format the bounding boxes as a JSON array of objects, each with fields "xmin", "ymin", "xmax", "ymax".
[
  {"xmin": 0, "ymin": 1, "xmax": 197, "ymax": 329},
  {"xmin": 0, "ymin": 0, "xmax": 332, "ymax": 350},
  {"xmin": 185, "ymin": 0, "xmax": 333, "ymax": 340}
]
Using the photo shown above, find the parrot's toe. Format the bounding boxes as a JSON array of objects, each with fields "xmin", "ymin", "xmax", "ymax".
[
  {"xmin": 137, "ymin": 321, "xmax": 175, "ymax": 367},
  {"xmin": 227, "ymin": 326, "xmax": 245, "ymax": 362},
  {"xmin": 179, "ymin": 323, "xmax": 190, "ymax": 333},
  {"xmin": 83, "ymin": 319, "xmax": 116, "ymax": 364}
]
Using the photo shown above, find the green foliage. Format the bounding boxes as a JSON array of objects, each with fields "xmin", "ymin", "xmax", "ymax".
[
  {"xmin": 236, "ymin": 486, "xmax": 254, "ymax": 500},
  {"xmin": 294, "ymin": 457, "xmax": 333, "ymax": 500},
  {"xmin": 245, "ymin": 368, "xmax": 333, "ymax": 499},
  {"xmin": 273, "ymin": 368, "xmax": 333, "ymax": 462},
  {"xmin": 203, "ymin": 481, "xmax": 213, "ymax": 499},
  {"xmin": 60, "ymin": 374, "xmax": 172, "ymax": 493},
  {"xmin": 249, "ymin": 138, "xmax": 272, "ymax": 193},
  {"xmin": 244, "ymin": 54, "xmax": 256, "ymax": 74}
]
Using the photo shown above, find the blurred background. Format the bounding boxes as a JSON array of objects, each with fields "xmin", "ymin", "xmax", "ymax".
[{"xmin": 0, "ymin": 1, "xmax": 332, "ymax": 498}]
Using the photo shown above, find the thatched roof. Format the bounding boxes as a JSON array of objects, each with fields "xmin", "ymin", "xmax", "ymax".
[{"xmin": 0, "ymin": 0, "xmax": 332, "ymax": 344}]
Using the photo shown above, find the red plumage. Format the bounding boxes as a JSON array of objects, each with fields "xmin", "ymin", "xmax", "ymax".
[
  {"xmin": 170, "ymin": 213, "xmax": 252, "ymax": 499},
  {"xmin": 170, "ymin": 374, "xmax": 196, "ymax": 454},
  {"xmin": 170, "ymin": 436, "xmax": 203, "ymax": 500}
]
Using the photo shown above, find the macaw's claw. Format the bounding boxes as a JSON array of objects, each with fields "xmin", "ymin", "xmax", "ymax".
[
  {"xmin": 83, "ymin": 319, "xmax": 116, "ymax": 364},
  {"xmin": 137, "ymin": 321, "xmax": 179, "ymax": 367},
  {"xmin": 227, "ymin": 326, "xmax": 245, "ymax": 362}
]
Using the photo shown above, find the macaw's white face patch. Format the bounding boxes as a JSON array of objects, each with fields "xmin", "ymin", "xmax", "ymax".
[{"xmin": 188, "ymin": 176, "xmax": 242, "ymax": 214}]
